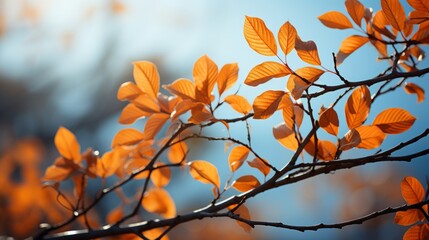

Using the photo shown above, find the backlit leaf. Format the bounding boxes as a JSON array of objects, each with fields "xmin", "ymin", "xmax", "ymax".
[
  {"xmin": 394, "ymin": 209, "xmax": 425, "ymax": 226},
  {"xmin": 318, "ymin": 11, "xmax": 353, "ymax": 29},
  {"xmin": 163, "ymin": 78, "xmax": 195, "ymax": 100},
  {"xmin": 372, "ymin": 108, "xmax": 416, "ymax": 134},
  {"xmin": 381, "ymin": 0, "xmax": 406, "ymax": 31},
  {"xmin": 345, "ymin": 85, "xmax": 371, "ymax": 129},
  {"xmin": 247, "ymin": 158, "xmax": 271, "ymax": 176},
  {"xmin": 119, "ymin": 103, "xmax": 150, "ymax": 125},
  {"xmin": 273, "ymin": 123, "xmax": 298, "ymax": 151},
  {"xmin": 125, "ymin": 158, "xmax": 150, "ymax": 179},
  {"xmin": 232, "ymin": 175, "xmax": 261, "ymax": 192},
  {"xmin": 132, "ymin": 94, "xmax": 160, "ymax": 113},
  {"xmin": 193, "ymin": 55, "xmax": 218, "ymax": 104},
  {"xmin": 295, "ymin": 38, "xmax": 321, "ymax": 65},
  {"xmin": 168, "ymin": 140, "xmax": 188, "ymax": 164},
  {"xmin": 253, "ymin": 90, "xmax": 285, "ymax": 119},
  {"xmin": 372, "ymin": 10, "xmax": 397, "ymax": 40},
  {"xmin": 43, "ymin": 164, "xmax": 73, "ymax": 181},
  {"xmin": 339, "ymin": 129, "xmax": 361, "ymax": 151},
  {"xmin": 189, "ymin": 160, "xmax": 220, "ymax": 189},
  {"xmin": 403, "ymin": 224, "xmax": 429, "ymax": 240},
  {"xmin": 401, "ymin": 176, "xmax": 425, "ymax": 205},
  {"xmin": 407, "ymin": 0, "xmax": 429, "ymax": 12},
  {"xmin": 142, "ymin": 188, "xmax": 176, "ymax": 219},
  {"xmin": 151, "ymin": 164, "xmax": 171, "ymax": 188},
  {"xmin": 345, "ymin": 0, "xmax": 365, "ymax": 26},
  {"xmin": 278, "ymin": 21, "xmax": 297, "ymax": 55},
  {"xmin": 218, "ymin": 63, "xmax": 239, "ymax": 96},
  {"xmin": 158, "ymin": 94, "xmax": 179, "ymax": 114},
  {"xmin": 228, "ymin": 146, "xmax": 250, "ymax": 172},
  {"xmin": 244, "ymin": 61, "xmax": 291, "ymax": 87},
  {"xmin": 282, "ymin": 102, "xmax": 304, "ymax": 129},
  {"xmin": 54, "ymin": 127, "xmax": 81, "ymax": 162},
  {"xmin": 228, "ymin": 204, "xmax": 252, "ymax": 232},
  {"xmin": 188, "ymin": 105, "xmax": 213, "ymax": 124},
  {"xmin": 112, "ymin": 128, "xmax": 145, "ymax": 147},
  {"xmin": 336, "ymin": 35, "xmax": 369, "ymax": 65},
  {"xmin": 304, "ymin": 137, "xmax": 337, "ymax": 161},
  {"xmin": 287, "ymin": 67, "xmax": 325, "ymax": 99},
  {"xmin": 133, "ymin": 61, "xmax": 160, "ymax": 99},
  {"xmin": 244, "ymin": 16, "xmax": 277, "ymax": 56},
  {"xmin": 319, "ymin": 106, "xmax": 339, "ymax": 136},
  {"xmin": 97, "ymin": 150, "xmax": 121, "ymax": 178},
  {"xmin": 117, "ymin": 81, "xmax": 142, "ymax": 101},
  {"xmin": 144, "ymin": 113, "xmax": 170, "ymax": 140},
  {"xmin": 404, "ymin": 82, "xmax": 425, "ymax": 103},
  {"xmin": 355, "ymin": 125, "xmax": 386, "ymax": 149},
  {"xmin": 106, "ymin": 206, "xmax": 124, "ymax": 225},
  {"xmin": 224, "ymin": 95, "xmax": 252, "ymax": 115}
]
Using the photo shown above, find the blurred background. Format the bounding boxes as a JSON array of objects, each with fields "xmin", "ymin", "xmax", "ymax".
[{"xmin": 0, "ymin": 0, "xmax": 428, "ymax": 239}]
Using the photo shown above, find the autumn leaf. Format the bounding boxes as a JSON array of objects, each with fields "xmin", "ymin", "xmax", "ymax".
[
  {"xmin": 244, "ymin": 61, "xmax": 291, "ymax": 87},
  {"xmin": 106, "ymin": 205, "xmax": 124, "ymax": 225},
  {"xmin": 381, "ymin": 0, "xmax": 406, "ymax": 31},
  {"xmin": 189, "ymin": 160, "xmax": 221, "ymax": 190},
  {"xmin": 295, "ymin": 38, "xmax": 321, "ymax": 65},
  {"xmin": 151, "ymin": 164, "xmax": 171, "ymax": 188},
  {"xmin": 54, "ymin": 127, "xmax": 81, "ymax": 162},
  {"xmin": 372, "ymin": 108, "xmax": 416, "ymax": 134},
  {"xmin": 287, "ymin": 67, "xmax": 325, "ymax": 99},
  {"xmin": 244, "ymin": 16, "xmax": 277, "ymax": 56},
  {"xmin": 404, "ymin": 82, "xmax": 425, "ymax": 103},
  {"xmin": 163, "ymin": 78, "xmax": 196, "ymax": 100},
  {"xmin": 407, "ymin": 0, "xmax": 429, "ymax": 12},
  {"xmin": 232, "ymin": 175, "xmax": 261, "ymax": 192},
  {"xmin": 253, "ymin": 90, "xmax": 285, "ymax": 119},
  {"xmin": 144, "ymin": 113, "xmax": 170, "ymax": 140},
  {"xmin": 336, "ymin": 35, "xmax": 369, "ymax": 65},
  {"xmin": 125, "ymin": 158, "xmax": 150, "ymax": 179},
  {"xmin": 43, "ymin": 162, "xmax": 73, "ymax": 181},
  {"xmin": 247, "ymin": 158, "xmax": 271, "ymax": 176},
  {"xmin": 158, "ymin": 94, "xmax": 179, "ymax": 114},
  {"xmin": 278, "ymin": 21, "xmax": 297, "ymax": 55},
  {"xmin": 345, "ymin": 0, "xmax": 365, "ymax": 26},
  {"xmin": 224, "ymin": 95, "xmax": 252, "ymax": 115},
  {"xmin": 355, "ymin": 125, "xmax": 386, "ymax": 149},
  {"xmin": 133, "ymin": 61, "xmax": 160, "ymax": 99},
  {"xmin": 345, "ymin": 85, "xmax": 371, "ymax": 129},
  {"xmin": 282, "ymin": 102, "xmax": 304, "ymax": 129},
  {"xmin": 273, "ymin": 123, "xmax": 298, "ymax": 151},
  {"xmin": 168, "ymin": 140, "xmax": 188, "ymax": 164},
  {"xmin": 96, "ymin": 150, "xmax": 121, "ymax": 178},
  {"xmin": 304, "ymin": 137, "xmax": 337, "ymax": 161},
  {"xmin": 319, "ymin": 106, "xmax": 339, "ymax": 136},
  {"xmin": 228, "ymin": 146, "xmax": 250, "ymax": 172},
  {"xmin": 112, "ymin": 128, "xmax": 145, "ymax": 147},
  {"xmin": 339, "ymin": 129, "xmax": 361, "ymax": 151},
  {"xmin": 193, "ymin": 55, "xmax": 218, "ymax": 104},
  {"xmin": 401, "ymin": 176, "xmax": 425, "ymax": 205},
  {"xmin": 403, "ymin": 224, "xmax": 429, "ymax": 240},
  {"xmin": 117, "ymin": 81, "xmax": 142, "ymax": 101},
  {"xmin": 218, "ymin": 63, "xmax": 239, "ymax": 96},
  {"xmin": 395, "ymin": 209, "xmax": 425, "ymax": 226},
  {"xmin": 142, "ymin": 188, "xmax": 176, "ymax": 219},
  {"xmin": 131, "ymin": 94, "xmax": 160, "ymax": 113},
  {"xmin": 119, "ymin": 103, "xmax": 150, "ymax": 125},
  {"xmin": 318, "ymin": 11, "xmax": 353, "ymax": 29},
  {"xmin": 228, "ymin": 204, "xmax": 252, "ymax": 232}
]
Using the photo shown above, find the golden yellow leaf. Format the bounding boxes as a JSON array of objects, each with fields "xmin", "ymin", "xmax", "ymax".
[
  {"xmin": 193, "ymin": 55, "xmax": 218, "ymax": 104},
  {"xmin": 131, "ymin": 94, "xmax": 160, "ymax": 113},
  {"xmin": 295, "ymin": 38, "xmax": 321, "ymax": 65},
  {"xmin": 402, "ymin": 176, "xmax": 425, "ymax": 205},
  {"xmin": 189, "ymin": 160, "xmax": 220, "ymax": 189},
  {"xmin": 111, "ymin": 128, "xmax": 145, "ymax": 147},
  {"xmin": 319, "ymin": 106, "xmax": 339, "ymax": 136},
  {"xmin": 143, "ymin": 113, "xmax": 170, "ymax": 140},
  {"xmin": 119, "ymin": 103, "xmax": 150, "ymax": 125},
  {"xmin": 218, "ymin": 63, "xmax": 239, "ymax": 96},
  {"xmin": 224, "ymin": 95, "xmax": 252, "ymax": 115},
  {"xmin": 117, "ymin": 81, "xmax": 142, "ymax": 101},
  {"xmin": 318, "ymin": 11, "xmax": 354, "ymax": 29},
  {"xmin": 404, "ymin": 82, "xmax": 425, "ymax": 103},
  {"xmin": 273, "ymin": 123, "xmax": 298, "ymax": 151},
  {"xmin": 372, "ymin": 108, "xmax": 416, "ymax": 134},
  {"xmin": 336, "ymin": 35, "xmax": 369, "ymax": 65},
  {"xmin": 133, "ymin": 61, "xmax": 160, "ymax": 99},
  {"xmin": 287, "ymin": 67, "xmax": 325, "ymax": 99},
  {"xmin": 381, "ymin": 0, "xmax": 406, "ymax": 31},
  {"xmin": 170, "ymin": 100, "xmax": 200, "ymax": 121},
  {"xmin": 54, "ymin": 126, "xmax": 81, "ymax": 162},
  {"xmin": 355, "ymin": 125, "xmax": 386, "ymax": 149},
  {"xmin": 247, "ymin": 158, "xmax": 271, "ymax": 176},
  {"xmin": 278, "ymin": 21, "xmax": 297, "ymax": 55},
  {"xmin": 228, "ymin": 204, "xmax": 252, "ymax": 232},
  {"xmin": 244, "ymin": 16, "xmax": 277, "ymax": 56},
  {"xmin": 339, "ymin": 129, "xmax": 361, "ymax": 151},
  {"xmin": 253, "ymin": 90, "xmax": 285, "ymax": 119},
  {"xmin": 151, "ymin": 164, "xmax": 171, "ymax": 188},
  {"xmin": 228, "ymin": 146, "xmax": 250, "ymax": 172},
  {"xmin": 142, "ymin": 188, "xmax": 176, "ymax": 219},
  {"xmin": 345, "ymin": 0, "xmax": 365, "ymax": 26},
  {"xmin": 163, "ymin": 78, "xmax": 196, "ymax": 100},
  {"xmin": 232, "ymin": 175, "xmax": 261, "ymax": 192},
  {"xmin": 403, "ymin": 223, "xmax": 429, "ymax": 240},
  {"xmin": 345, "ymin": 85, "xmax": 371, "ymax": 129},
  {"xmin": 244, "ymin": 61, "xmax": 291, "ymax": 87}
]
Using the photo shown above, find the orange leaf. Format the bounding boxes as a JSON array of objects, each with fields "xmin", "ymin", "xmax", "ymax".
[
  {"xmin": 287, "ymin": 67, "xmax": 325, "ymax": 99},
  {"xmin": 381, "ymin": 0, "xmax": 406, "ymax": 31},
  {"xmin": 372, "ymin": 10, "xmax": 397, "ymax": 40},
  {"xmin": 43, "ymin": 164, "xmax": 73, "ymax": 181},
  {"xmin": 319, "ymin": 106, "xmax": 339, "ymax": 136},
  {"xmin": 144, "ymin": 113, "xmax": 170, "ymax": 140},
  {"xmin": 133, "ymin": 61, "xmax": 160, "ymax": 99},
  {"xmin": 119, "ymin": 103, "xmax": 150, "ymax": 125},
  {"xmin": 345, "ymin": 0, "xmax": 365, "ymax": 26},
  {"xmin": 404, "ymin": 82, "xmax": 425, "ymax": 103},
  {"xmin": 224, "ymin": 95, "xmax": 252, "ymax": 115},
  {"xmin": 355, "ymin": 125, "xmax": 386, "ymax": 149},
  {"xmin": 232, "ymin": 175, "xmax": 261, "ymax": 192},
  {"xmin": 253, "ymin": 90, "xmax": 285, "ymax": 119},
  {"xmin": 142, "ymin": 228, "xmax": 170, "ymax": 240},
  {"xmin": 158, "ymin": 94, "xmax": 179, "ymax": 114},
  {"xmin": 142, "ymin": 188, "xmax": 176, "ymax": 219},
  {"xmin": 318, "ymin": 11, "xmax": 353, "ymax": 29},
  {"xmin": 273, "ymin": 123, "xmax": 298, "ymax": 151},
  {"xmin": 304, "ymin": 137, "xmax": 337, "ymax": 161},
  {"xmin": 372, "ymin": 108, "xmax": 416, "ymax": 134},
  {"xmin": 244, "ymin": 16, "xmax": 277, "ymax": 56},
  {"xmin": 168, "ymin": 140, "xmax": 188, "ymax": 164},
  {"xmin": 106, "ymin": 205, "xmax": 124, "ymax": 225},
  {"xmin": 112, "ymin": 128, "xmax": 145, "ymax": 147},
  {"xmin": 339, "ymin": 129, "xmax": 361, "ymax": 151},
  {"xmin": 117, "ymin": 81, "xmax": 142, "ymax": 101},
  {"xmin": 278, "ymin": 21, "xmax": 297, "ymax": 55},
  {"xmin": 247, "ymin": 158, "xmax": 271, "ymax": 176},
  {"xmin": 244, "ymin": 61, "xmax": 291, "ymax": 87},
  {"xmin": 151, "ymin": 164, "xmax": 171, "ymax": 188},
  {"xmin": 295, "ymin": 38, "xmax": 321, "ymax": 65},
  {"xmin": 97, "ymin": 150, "xmax": 121, "ymax": 178},
  {"xmin": 282, "ymin": 102, "xmax": 304, "ymax": 129},
  {"xmin": 54, "ymin": 127, "xmax": 81, "ymax": 162},
  {"xmin": 228, "ymin": 204, "xmax": 252, "ymax": 232},
  {"xmin": 228, "ymin": 146, "xmax": 250, "ymax": 172},
  {"xmin": 163, "ymin": 78, "xmax": 196, "ymax": 100},
  {"xmin": 125, "ymin": 158, "xmax": 150, "ymax": 179},
  {"xmin": 345, "ymin": 85, "xmax": 371, "ymax": 129},
  {"xmin": 402, "ymin": 176, "xmax": 425, "ymax": 205},
  {"xmin": 131, "ymin": 94, "xmax": 160, "ymax": 113},
  {"xmin": 193, "ymin": 55, "xmax": 218, "ymax": 104},
  {"xmin": 394, "ymin": 209, "xmax": 425, "ymax": 226},
  {"xmin": 189, "ymin": 160, "xmax": 220, "ymax": 189},
  {"xmin": 170, "ymin": 99, "xmax": 200, "ymax": 121},
  {"xmin": 188, "ymin": 105, "xmax": 213, "ymax": 124},
  {"xmin": 407, "ymin": 0, "xmax": 429, "ymax": 12},
  {"xmin": 218, "ymin": 63, "xmax": 239, "ymax": 96},
  {"xmin": 403, "ymin": 223, "xmax": 429, "ymax": 240},
  {"xmin": 336, "ymin": 35, "xmax": 369, "ymax": 65}
]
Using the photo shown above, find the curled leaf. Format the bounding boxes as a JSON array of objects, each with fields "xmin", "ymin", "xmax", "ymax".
[
  {"xmin": 247, "ymin": 158, "xmax": 271, "ymax": 176},
  {"xmin": 339, "ymin": 129, "xmax": 361, "ymax": 151},
  {"xmin": 404, "ymin": 82, "xmax": 425, "ymax": 103},
  {"xmin": 295, "ymin": 38, "xmax": 321, "ymax": 65},
  {"xmin": 142, "ymin": 188, "xmax": 176, "ymax": 219}
]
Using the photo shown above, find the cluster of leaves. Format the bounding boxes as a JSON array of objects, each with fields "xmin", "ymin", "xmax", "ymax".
[{"xmin": 35, "ymin": 0, "xmax": 429, "ymax": 239}]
